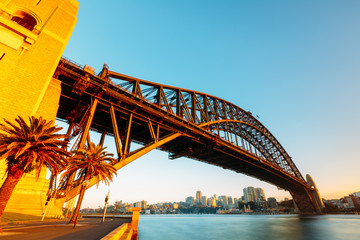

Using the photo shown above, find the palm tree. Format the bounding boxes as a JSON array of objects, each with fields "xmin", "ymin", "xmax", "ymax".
[
  {"xmin": 0, "ymin": 116, "xmax": 69, "ymax": 231},
  {"xmin": 62, "ymin": 142, "xmax": 117, "ymax": 227}
]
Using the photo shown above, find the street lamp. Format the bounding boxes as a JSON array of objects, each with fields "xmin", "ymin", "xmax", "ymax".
[{"xmin": 102, "ymin": 190, "xmax": 110, "ymax": 223}]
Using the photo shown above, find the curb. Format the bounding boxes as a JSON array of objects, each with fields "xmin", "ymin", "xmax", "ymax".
[
  {"xmin": 0, "ymin": 218, "xmax": 66, "ymax": 226},
  {"xmin": 100, "ymin": 223, "xmax": 132, "ymax": 240}
]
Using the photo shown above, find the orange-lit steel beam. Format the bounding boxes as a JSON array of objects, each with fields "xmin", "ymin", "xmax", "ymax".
[
  {"xmin": 147, "ymin": 119, "xmax": 157, "ymax": 142},
  {"xmin": 56, "ymin": 132, "xmax": 182, "ymax": 203},
  {"xmin": 99, "ymin": 131, "xmax": 106, "ymax": 147},
  {"xmin": 123, "ymin": 113, "xmax": 133, "ymax": 155},
  {"xmin": 78, "ymin": 98, "xmax": 98, "ymax": 150},
  {"xmin": 110, "ymin": 104, "xmax": 123, "ymax": 159},
  {"xmin": 62, "ymin": 122, "xmax": 75, "ymax": 149}
]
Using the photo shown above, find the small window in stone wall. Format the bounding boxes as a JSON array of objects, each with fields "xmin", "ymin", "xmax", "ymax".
[{"xmin": 11, "ymin": 11, "xmax": 37, "ymax": 31}]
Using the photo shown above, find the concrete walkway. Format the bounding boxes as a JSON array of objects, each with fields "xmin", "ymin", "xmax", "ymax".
[{"xmin": 0, "ymin": 217, "xmax": 131, "ymax": 240}]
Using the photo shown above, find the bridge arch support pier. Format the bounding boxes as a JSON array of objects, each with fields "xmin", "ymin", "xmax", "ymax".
[
  {"xmin": 290, "ymin": 175, "xmax": 324, "ymax": 215},
  {"xmin": 306, "ymin": 174, "xmax": 324, "ymax": 213}
]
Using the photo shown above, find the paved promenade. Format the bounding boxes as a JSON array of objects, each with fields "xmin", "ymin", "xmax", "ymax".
[{"xmin": 0, "ymin": 216, "xmax": 131, "ymax": 240}]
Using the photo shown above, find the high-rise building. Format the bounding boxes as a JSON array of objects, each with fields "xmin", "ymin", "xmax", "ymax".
[
  {"xmin": 196, "ymin": 191, "xmax": 202, "ymax": 204},
  {"xmin": 201, "ymin": 196, "xmax": 207, "ymax": 206},
  {"xmin": 243, "ymin": 187, "xmax": 256, "ymax": 203},
  {"xmin": 255, "ymin": 188, "xmax": 266, "ymax": 207},
  {"xmin": 234, "ymin": 198, "xmax": 243, "ymax": 209},
  {"xmin": 186, "ymin": 196, "xmax": 195, "ymax": 206},
  {"xmin": 220, "ymin": 195, "xmax": 229, "ymax": 209},
  {"xmin": 228, "ymin": 196, "xmax": 234, "ymax": 207},
  {"xmin": 243, "ymin": 187, "xmax": 266, "ymax": 206},
  {"xmin": 255, "ymin": 188, "xmax": 266, "ymax": 200},
  {"xmin": 208, "ymin": 197, "xmax": 217, "ymax": 207},
  {"xmin": 134, "ymin": 200, "xmax": 147, "ymax": 209}
]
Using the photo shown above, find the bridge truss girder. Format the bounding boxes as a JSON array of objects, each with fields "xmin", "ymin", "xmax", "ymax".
[
  {"xmin": 53, "ymin": 58, "xmax": 323, "ymax": 214},
  {"xmin": 104, "ymin": 68, "xmax": 303, "ymax": 181},
  {"xmin": 55, "ymin": 94, "xmax": 183, "ymax": 204}
]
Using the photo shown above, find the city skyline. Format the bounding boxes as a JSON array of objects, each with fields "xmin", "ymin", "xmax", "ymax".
[
  {"xmin": 59, "ymin": 0, "xmax": 359, "ymax": 208},
  {"xmin": 83, "ymin": 187, "xmax": 270, "ymax": 209},
  {"xmin": 80, "ymin": 189, "xmax": 360, "ymax": 211}
]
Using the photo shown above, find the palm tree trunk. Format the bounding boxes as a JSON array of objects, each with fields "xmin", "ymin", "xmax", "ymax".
[
  {"xmin": 0, "ymin": 168, "xmax": 24, "ymax": 233},
  {"xmin": 68, "ymin": 185, "xmax": 86, "ymax": 225}
]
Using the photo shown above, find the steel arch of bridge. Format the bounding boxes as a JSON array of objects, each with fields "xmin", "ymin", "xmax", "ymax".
[{"xmin": 53, "ymin": 58, "xmax": 323, "ymax": 214}]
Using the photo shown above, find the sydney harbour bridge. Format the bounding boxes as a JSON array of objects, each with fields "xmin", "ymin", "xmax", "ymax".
[{"xmin": 53, "ymin": 57, "xmax": 324, "ymax": 214}]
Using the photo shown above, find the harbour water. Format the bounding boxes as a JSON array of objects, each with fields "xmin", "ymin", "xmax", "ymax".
[{"xmin": 138, "ymin": 214, "xmax": 360, "ymax": 240}]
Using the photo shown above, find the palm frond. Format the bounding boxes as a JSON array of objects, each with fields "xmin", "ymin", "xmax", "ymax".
[
  {"xmin": 0, "ymin": 116, "xmax": 70, "ymax": 179},
  {"xmin": 62, "ymin": 142, "xmax": 117, "ymax": 188}
]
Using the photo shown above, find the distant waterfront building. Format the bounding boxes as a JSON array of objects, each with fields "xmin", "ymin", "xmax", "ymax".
[
  {"xmin": 344, "ymin": 195, "xmax": 360, "ymax": 209},
  {"xmin": 234, "ymin": 198, "xmax": 240, "ymax": 209},
  {"xmin": 352, "ymin": 192, "xmax": 360, "ymax": 198},
  {"xmin": 228, "ymin": 196, "xmax": 234, "ymax": 206},
  {"xmin": 244, "ymin": 204, "xmax": 252, "ymax": 213},
  {"xmin": 114, "ymin": 200, "xmax": 123, "ymax": 211},
  {"xmin": 186, "ymin": 196, "xmax": 195, "ymax": 206},
  {"xmin": 208, "ymin": 197, "xmax": 217, "ymax": 207},
  {"xmin": 220, "ymin": 195, "xmax": 229, "ymax": 209},
  {"xmin": 324, "ymin": 199, "xmax": 355, "ymax": 209},
  {"xmin": 141, "ymin": 200, "xmax": 147, "ymax": 210},
  {"xmin": 255, "ymin": 188, "xmax": 266, "ymax": 208},
  {"xmin": 267, "ymin": 197, "xmax": 278, "ymax": 208},
  {"xmin": 201, "ymin": 196, "xmax": 207, "ymax": 206},
  {"xmin": 243, "ymin": 187, "xmax": 256, "ymax": 203},
  {"xmin": 196, "ymin": 191, "xmax": 202, "ymax": 204},
  {"xmin": 243, "ymin": 186, "xmax": 266, "ymax": 207},
  {"xmin": 134, "ymin": 200, "xmax": 147, "ymax": 209},
  {"xmin": 255, "ymin": 188, "xmax": 266, "ymax": 200}
]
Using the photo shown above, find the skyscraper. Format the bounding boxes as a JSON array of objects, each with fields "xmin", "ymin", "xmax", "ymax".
[
  {"xmin": 243, "ymin": 187, "xmax": 256, "ymax": 203},
  {"xmin": 228, "ymin": 196, "xmax": 234, "ymax": 207},
  {"xmin": 201, "ymin": 196, "xmax": 207, "ymax": 206},
  {"xmin": 134, "ymin": 200, "xmax": 147, "ymax": 209},
  {"xmin": 220, "ymin": 195, "xmax": 229, "ymax": 209},
  {"xmin": 255, "ymin": 188, "xmax": 266, "ymax": 201},
  {"xmin": 208, "ymin": 197, "xmax": 217, "ymax": 207},
  {"xmin": 186, "ymin": 196, "xmax": 195, "ymax": 206},
  {"xmin": 243, "ymin": 187, "xmax": 266, "ymax": 207},
  {"xmin": 196, "ymin": 191, "xmax": 202, "ymax": 204}
]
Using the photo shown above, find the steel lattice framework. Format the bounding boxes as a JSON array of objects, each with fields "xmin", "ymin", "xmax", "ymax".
[
  {"xmin": 106, "ymin": 67, "xmax": 303, "ymax": 180},
  {"xmin": 53, "ymin": 58, "xmax": 323, "ymax": 214}
]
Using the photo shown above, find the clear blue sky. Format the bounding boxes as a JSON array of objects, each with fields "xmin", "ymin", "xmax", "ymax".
[{"xmin": 61, "ymin": 0, "xmax": 360, "ymax": 208}]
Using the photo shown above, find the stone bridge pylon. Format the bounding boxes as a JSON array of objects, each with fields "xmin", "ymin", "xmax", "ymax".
[{"xmin": 0, "ymin": 0, "xmax": 78, "ymax": 217}]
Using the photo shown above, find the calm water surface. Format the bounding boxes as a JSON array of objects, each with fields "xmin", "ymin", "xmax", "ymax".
[{"xmin": 138, "ymin": 214, "xmax": 360, "ymax": 240}]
